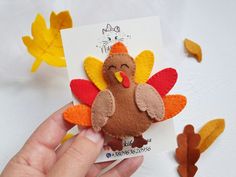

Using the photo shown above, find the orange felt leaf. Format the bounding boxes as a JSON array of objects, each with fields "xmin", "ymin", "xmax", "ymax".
[
  {"xmin": 176, "ymin": 125, "xmax": 201, "ymax": 177},
  {"xmin": 198, "ymin": 119, "xmax": 225, "ymax": 153},
  {"xmin": 184, "ymin": 39, "xmax": 202, "ymax": 62},
  {"xmin": 22, "ymin": 11, "xmax": 72, "ymax": 72},
  {"xmin": 63, "ymin": 104, "xmax": 92, "ymax": 127},
  {"xmin": 162, "ymin": 95, "xmax": 187, "ymax": 120}
]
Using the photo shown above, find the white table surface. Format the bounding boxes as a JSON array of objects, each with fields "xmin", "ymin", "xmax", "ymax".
[{"xmin": 0, "ymin": 0, "xmax": 236, "ymax": 176}]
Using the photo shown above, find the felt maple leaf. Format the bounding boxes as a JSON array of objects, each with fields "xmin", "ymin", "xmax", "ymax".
[
  {"xmin": 63, "ymin": 42, "xmax": 187, "ymax": 127},
  {"xmin": 22, "ymin": 11, "xmax": 72, "ymax": 72}
]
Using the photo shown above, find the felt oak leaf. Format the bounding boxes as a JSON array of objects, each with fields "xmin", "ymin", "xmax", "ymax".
[
  {"xmin": 198, "ymin": 119, "xmax": 225, "ymax": 153},
  {"xmin": 176, "ymin": 125, "xmax": 201, "ymax": 177},
  {"xmin": 184, "ymin": 39, "xmax": 202, "ymax": 62},
  {"xmin": 22, "ymin": 11, "xmax": 72, "ymax": 72}
]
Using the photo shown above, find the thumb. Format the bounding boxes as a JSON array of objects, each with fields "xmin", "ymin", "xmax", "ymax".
[{"xmin": 47, "ymin": 129, "xmax": 104, "ymax": 177}]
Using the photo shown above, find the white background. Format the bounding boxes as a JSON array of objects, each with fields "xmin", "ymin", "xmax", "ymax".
[{"xmin": 0, "ymin": 0, "xmax": 236, "ymax": 176}]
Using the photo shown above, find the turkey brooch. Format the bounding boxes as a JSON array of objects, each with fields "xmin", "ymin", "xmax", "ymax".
[{"xmin": 63, "ymin": 42, "xmax": 187, "ymax": 151}]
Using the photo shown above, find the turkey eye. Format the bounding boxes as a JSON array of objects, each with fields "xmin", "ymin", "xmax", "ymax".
[
  {"xmin": 108, "ymin": 37, "xmax": 111, "ymax": 41},
  {"xmin": 108, "ymin": 65, "xmax": 116, "ymax": 70},
  {"xmin": 115, "ymin": 36, "xmax": 118, "ymax": 40},
  {"xmin": 121, "ymin": 64, "xmax": 129, "ymax": 69}
]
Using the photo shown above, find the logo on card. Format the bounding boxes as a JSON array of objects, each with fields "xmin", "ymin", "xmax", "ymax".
[
  {"xmin": 106, "ymin": 153, "xmax": 112, "ymax": 158},
  {"xmin": 96, "ymin": 24, "xmax": 131, "ymax": 54}
]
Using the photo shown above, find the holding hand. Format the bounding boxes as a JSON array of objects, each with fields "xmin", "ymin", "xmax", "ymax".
[{"xmin": 1, "ymin": 103, "xmax": 143, "ymax": 177}]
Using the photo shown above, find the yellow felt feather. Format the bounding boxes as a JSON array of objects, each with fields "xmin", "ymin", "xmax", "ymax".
[
  {"xmin": 22, "ymin": 11, "xmax": 72, "ymax": 72},
  {"xmin": 84, "ymin": 57, "xmax": 107, "ymax": 90},
  {"xmin": 198, "ymin": 119, "xmax": 225, "ymax": 153},
  {"xmin": 134, "ymin": 50, "xmax": 154, "ymax": 83}
]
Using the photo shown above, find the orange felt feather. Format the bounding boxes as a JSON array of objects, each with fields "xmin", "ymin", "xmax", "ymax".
[
  {"xmin": 162, "ymin": 95, "xmax": 187, "ymax": 120},
  {"xmin": 63, "ymin": 104, "xmax": 92, "ymax": 127}
]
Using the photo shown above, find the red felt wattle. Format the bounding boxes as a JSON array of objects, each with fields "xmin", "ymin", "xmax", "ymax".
[
  {"xmin": 70, "ymin": 79, "xmax": 99, "ymax": 106},
  {"xmin": 147, "ymin": 68, "xmax": 178, "ymax": 97},
  {"xmin": 120, "ymin": 71, "xmax": 130, "ymax": 88}
]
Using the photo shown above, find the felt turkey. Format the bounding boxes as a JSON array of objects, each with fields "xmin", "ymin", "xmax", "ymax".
[{"xmin": 63, "ymin": 42, "xmax": 187, "ymax": 151}]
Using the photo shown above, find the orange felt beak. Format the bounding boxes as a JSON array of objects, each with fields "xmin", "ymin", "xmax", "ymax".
[{"xmin": 114, "ymin": 71, "xmax": 130, "ymax": 88}]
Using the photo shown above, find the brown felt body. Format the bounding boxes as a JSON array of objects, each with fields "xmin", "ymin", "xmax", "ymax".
[
  {"xmin": 102, "ymin": 83, "xmax": 153, "ymax": 138},
  {"xmin": 91, "ymin": 53, "xmax": 164, "ymax": 139}
]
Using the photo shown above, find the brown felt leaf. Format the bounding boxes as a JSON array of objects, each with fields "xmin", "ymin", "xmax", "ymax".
[
  {"xmin": 184, "ymin": 39, "xmax": 202, "ymax": 62},
  {"xmin": 198, "ymin": 119, "xmax": 225, "ymax": 153},
  {"xmin": 176, "ymin": 125, "xmax": 201, "ymax": 177}
]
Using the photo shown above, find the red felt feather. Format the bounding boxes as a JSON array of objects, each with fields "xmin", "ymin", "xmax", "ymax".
[
  {"xmin": 147, "ymin": 68, "xmax": 177, "ymax": 96},
  {"xmin": 70, "ymin": 79, "xmax": 99, "ymax": 106}
]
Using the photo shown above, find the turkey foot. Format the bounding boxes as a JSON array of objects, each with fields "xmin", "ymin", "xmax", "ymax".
[
  {"xmin": 107, "ymin": 139, "xmax": 123, "ymax": 151},
  {"xmin": 132, "ymin": 135, "xmax": 148, "ymax": 148}
]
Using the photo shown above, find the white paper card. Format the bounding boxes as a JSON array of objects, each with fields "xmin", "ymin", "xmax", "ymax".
[{"xmin": 61, "ymin": 16, "xmax": 176, "ymax": 162}]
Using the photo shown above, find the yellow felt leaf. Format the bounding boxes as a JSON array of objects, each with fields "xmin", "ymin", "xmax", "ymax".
[
  {"xmin": 84, "ymin": 57, "xmax": 107, "ymax": 90},
  {"xmin": 184, "ymin": 38, "xmax": 202, "ymax": 62},
  {"xmin": 198, "ymin": 119, "xmax": 225, "ymax": 153},
  {"xmin": 61, "ymin": 133, "xmax": 74, "ymax": 144},
  {"xmin": 22, "ymin": 11, "xmax": 72, "ymax": 72},
  {"xmin": 50, "ymin": 11, "xmax": 72, "ymax": 29},
  {"xmin": 135, "ymin": 50, "xmax": 154, "ymax": 83}
]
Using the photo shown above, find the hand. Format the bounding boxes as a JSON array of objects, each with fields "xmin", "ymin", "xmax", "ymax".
[{"xmin": 1, "ymin": 103, "xmax": 143, "ymax": 177}]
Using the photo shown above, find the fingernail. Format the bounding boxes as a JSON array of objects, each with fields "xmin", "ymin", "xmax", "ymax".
[{"xmin": 84, "ymin": 129, "xmax": 103, "ymax": 143}]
